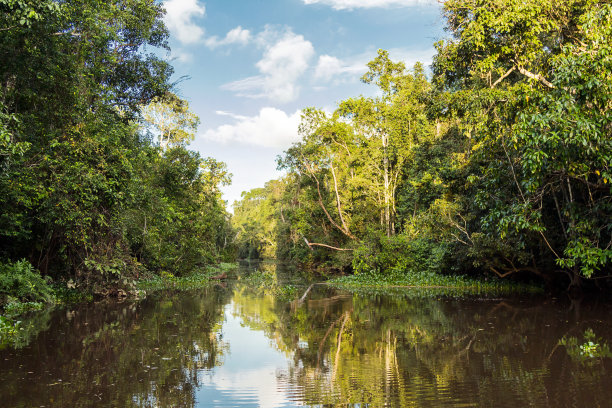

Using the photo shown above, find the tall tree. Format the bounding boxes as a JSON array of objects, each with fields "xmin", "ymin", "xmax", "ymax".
[{"xmin": 338, "ymin": 51, "xmax": 432, "ymax": 236}]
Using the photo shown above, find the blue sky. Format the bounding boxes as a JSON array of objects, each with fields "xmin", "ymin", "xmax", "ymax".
[{"xmin": 161, "ymin": 0, "xmax": 445, "ymax": 208}]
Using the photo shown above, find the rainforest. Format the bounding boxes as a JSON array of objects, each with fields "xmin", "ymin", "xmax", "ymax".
[
  {"xmin": 1, "ymin": 1, "xmax": 612, "ymax": 406},
  {"xmin": 233, "ymin": 1, "xmax": 612, "ymax": 291}
]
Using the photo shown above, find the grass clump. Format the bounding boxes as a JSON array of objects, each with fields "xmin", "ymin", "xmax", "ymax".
[
  {"xmin": 3, "ymin": 301, "xmax": 44, "ymax": 315},
  {"xmin": 0, "ymin": 260, "xmax": 56, "ymax": 347},
  {"xmin": 0, "ymin": 259, "xmax": 91, "ymax": 309}
]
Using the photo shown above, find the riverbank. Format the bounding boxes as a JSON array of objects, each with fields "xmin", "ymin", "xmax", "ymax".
[{"xmin": 0, "ymin": 262, "xmax": 239, "ymax": 347}]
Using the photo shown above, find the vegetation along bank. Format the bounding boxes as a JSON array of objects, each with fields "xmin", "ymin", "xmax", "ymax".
[
  {"xmin": 2, "ymin": 0, "xmax": 612, "ymax": 331},
  {"xmin": 232, "ymin": 0, "xmax": 612, "ymax": 293}
]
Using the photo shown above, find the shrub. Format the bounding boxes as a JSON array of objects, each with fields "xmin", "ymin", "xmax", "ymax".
[
  {"xmin": 0, "ymin": 260, "xmax": 53, "ymax": 304},
  {"xmin": 353, "ymin": 235, "xmax": 446, "ymax": 276}
]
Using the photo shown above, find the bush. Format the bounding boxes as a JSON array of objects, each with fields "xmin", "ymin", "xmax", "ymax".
[
  {"xmin": 0, "ymin": 260, "xmax": 54, "ymax": 304},
  {"xmin": 353, "ymin": 235, "xmax": 446, "ymax": 276}
]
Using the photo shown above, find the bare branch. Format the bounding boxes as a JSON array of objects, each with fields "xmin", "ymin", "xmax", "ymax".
[
  {"xmin": 300, "ymin": 156, "xmax": 356, "ymax": 239},
  {"xmin": 516, "ymin": 65, "xmax": 555, "ymax": 89},
  {"xmin": 301, "ymin": 234, "xmax": 353, "ymax": 251},
  {"xmin": 491, "ymin": 267, "xmax": 516, "ymax": 278},
  {"xmin": 307, "ymin": 242, "xmax": 354, "ymax": 251},
  {"xmin": 302, "ymin": 235, "xmax": 314, "ymax": 251},
  {"xmin": 53, "ymin": 30, "xmax": 82, "ymax": 37},
  {"xmin": 491, "ymin": 66, "xmax": 516, "ymax": 88}
]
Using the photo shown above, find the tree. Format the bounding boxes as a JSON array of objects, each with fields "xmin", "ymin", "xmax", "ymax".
[
  {"xmin": 432, "ymin": 0, "xmax": 612, "ymax": 286},
  {"xmin": 337, "ymin": 51, "xmax": 432, "ymax": 236},
  {"xmin": 141, "ymin": 92, "xmax": 200, "ymax": 150},
  {"xmin": 0, "ymin": 0, "xmax": 232, "ymax": 288}
]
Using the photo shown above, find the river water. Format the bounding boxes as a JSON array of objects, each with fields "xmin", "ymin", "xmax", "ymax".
[{"xmin": 1, "ymin": 264, "xmax": 611, "ymax": 407}]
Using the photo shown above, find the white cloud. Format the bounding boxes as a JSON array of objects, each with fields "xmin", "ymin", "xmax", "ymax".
[
  {"xmin": 163, "ymin": 0, "xmax": 206, "ymax": 44},
  {"xmin": 205, "ymin": 26, "xmax": 252, "ymax": 48},
  {"xmin": 303, "ymin": 0, "xmax": 436, "ymax": 9},
  {"xmin": 201, "ymin": 108, "xmax": 301, "ymax": 149},
  {"xmin": 222, "ymin": 29, "xmax": 315, "ymax": 103},
  {"xmin": 253, "ymin": 25, "xmax": 288, "ymax": 48},
  {"xmin": 314, "ymin": 55, "xmax": 365, "ymax": 82}
]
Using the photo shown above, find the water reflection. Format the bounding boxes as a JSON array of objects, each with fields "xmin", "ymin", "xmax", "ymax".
[
  {"xmin": 1, "ymin": 265, "xmax": 611, "ymax": 407},
  {"xmin": 1, "ymin": 287, "xmax": 231, "ymax": 407}
]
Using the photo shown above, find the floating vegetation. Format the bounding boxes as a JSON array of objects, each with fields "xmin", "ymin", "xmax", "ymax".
[
  {"xmin": 560, "ymin": 329, "xmax": 612, "ymax": 363},
  {"xmin": 328, "ymin": 270, "xmax": 543, "ymax": 296},
  {"xmin": 136, "ymin": 263, "xmax": 239, "ymax": 292}
]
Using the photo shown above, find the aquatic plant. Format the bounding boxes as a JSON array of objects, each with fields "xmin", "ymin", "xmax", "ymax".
[
  {"xmin": 137, "ymin": 263, "xmax": 239, "ymax": 292},
  {"xmin": 329, "ymin": 269, "xmax": 542, "ymax": 295}
]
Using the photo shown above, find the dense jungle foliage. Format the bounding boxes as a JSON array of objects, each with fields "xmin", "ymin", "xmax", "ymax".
[
  {"xmin": 0, "ymin": 0, "xmax": 233, "ymax": 301},
  {"xmin": 233, "ymin": 0, "xmax": 612, "ymax": 290}
]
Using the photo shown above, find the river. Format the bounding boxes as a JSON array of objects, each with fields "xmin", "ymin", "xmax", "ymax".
[{"xmin": 1, "ymin": 262, "xmax": 611, "ymax": 407}]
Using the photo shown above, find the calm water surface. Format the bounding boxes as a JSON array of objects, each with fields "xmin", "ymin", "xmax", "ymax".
[{"xmin": 1, "ymin": 266, "xmax": 612, "ymax": 407}]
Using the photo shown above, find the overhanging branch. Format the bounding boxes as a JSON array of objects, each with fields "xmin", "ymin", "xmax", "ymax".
[
  {"xmin": 307, "ymin": 242, "xmax": 354, "ymax": 251},
  {"xmin": 300, "ymin": 156, "xmax": 356, "ymax": 240},
  {"xmin": 301, "ymin": 234, "xmax": 353, "ymax": 251}
]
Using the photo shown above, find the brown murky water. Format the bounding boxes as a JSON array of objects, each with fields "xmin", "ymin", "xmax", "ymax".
[{"xmin": 1, "ymin": 267, "xmax": 611, "ymax": 407}]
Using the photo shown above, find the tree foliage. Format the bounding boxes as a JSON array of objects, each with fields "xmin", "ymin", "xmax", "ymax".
[
  {"xmin": 141, "ymin": 92, "xmax": 200, "ymax": 150},
  {"xmin": 234, "ymin": 1, "xmax": 612, "ymax": 289},
  {"xmin": 232, "ymin": 181, "xmax": 284, "ymax": 260},
  {"xmin": 0, "ymin": 0, "xmax": 232, "ymax": 292},
  {"xmin": 433, "ymin": 0, "xmax": 612, "ymax": 286}
]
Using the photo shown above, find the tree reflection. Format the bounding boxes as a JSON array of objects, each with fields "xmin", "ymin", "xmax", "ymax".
[
  {"xmin": 230, "ymin": 271, "xmax": 612, "ymax": 408},
  {"xmin": 0, "ymin": 286, "xmax": 232, "ymax": 407},
  {"xmin": 2, "ymin": 268, "xmax": 612, "ymax": 408}
]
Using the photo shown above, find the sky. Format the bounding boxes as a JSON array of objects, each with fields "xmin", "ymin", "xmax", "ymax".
[{"xmin": 160, "ymin": 0, "xmax": 446, "ymax": 209}]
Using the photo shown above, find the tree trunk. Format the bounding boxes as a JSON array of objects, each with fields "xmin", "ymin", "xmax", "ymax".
[{"xmin": 382, "ymin": 131, "xmax": 391, "ymax": 237}]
